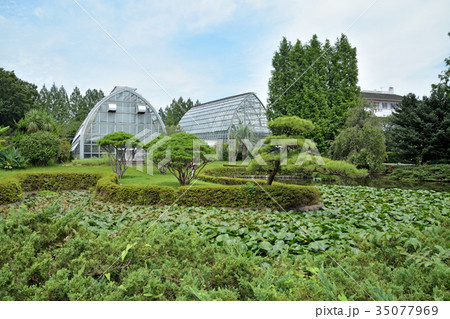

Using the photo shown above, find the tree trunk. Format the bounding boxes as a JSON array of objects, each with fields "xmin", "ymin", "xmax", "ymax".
[{"xmin": 267, "ymin": 161, "xmax": 280, "ymax": 185}]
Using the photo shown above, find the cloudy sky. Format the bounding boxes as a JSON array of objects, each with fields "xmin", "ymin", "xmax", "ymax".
[{"xmin": 1, "ymin": 0, "xmax": 449, "ymax": 111}]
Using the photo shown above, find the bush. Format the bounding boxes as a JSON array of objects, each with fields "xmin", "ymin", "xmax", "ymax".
[
  {"xmin": 0, "ymin": 177, "xmax": 22, "ymax": 204},
  {"xmin": 14, "ymin": 172, "xmax": 105, "ymax": 192},
  {"xmin": 385, "ymin": 152, "xmax": 400, "ymax": 163},
  {"xmin": 95, "ymin": 173, "xmax": 320, "ymax": 210},
  {"xmin": 18, "ymin": 131, "xmax": 60, "ymax": 166},
  {"xmin": 94, "ymin": 174, "xmax": 175, "ymax": 206},
  {"xmin": 0, "ymin": 147, "xmax": 28, "ymax": 169},
  {"xmin": 64, "ymin": 155, "xmax": 109, "ymax": 167},
  {"xmin": 57, "ymin": 138, "xmax": 72, "ymax": 163},
  {"xmin": 176, "ymin": 184, "xmax": 320, "ymax": 210}
]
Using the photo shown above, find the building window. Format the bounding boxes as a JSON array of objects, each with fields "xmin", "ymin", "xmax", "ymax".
[
  {"xmin": 382, "ymin": 102, "xmax": 388, "ymax": 109},
  {"xmin": 108, "ymin": 103, "xmax": 117, "ymax": 112},
  {"xmin": 137, "ymin": 105, "xmax": 146, "ymax": 114}
]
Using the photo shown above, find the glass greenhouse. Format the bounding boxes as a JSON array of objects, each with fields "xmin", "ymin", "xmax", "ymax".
[
  {"xmin": 178, "ymin": 92, "xmax": 270, "ymax": 143},
  {"xmin": 71, "ymin": 86, "xmax": 165, "ymax": 159}
]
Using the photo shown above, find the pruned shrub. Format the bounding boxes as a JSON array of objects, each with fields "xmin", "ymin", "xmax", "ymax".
[
  {"xmin": 0, "ymin": 177, "xmax": 22, "ymax": 204},
  {"xmin": 18, "ymin": 131, "xmax": 60, "ymax": 166}
]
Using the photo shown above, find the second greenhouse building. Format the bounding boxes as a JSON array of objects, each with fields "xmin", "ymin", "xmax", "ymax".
[{"xmin": 178, "ymin": 92, "xmax": 271, "ymax": 143}]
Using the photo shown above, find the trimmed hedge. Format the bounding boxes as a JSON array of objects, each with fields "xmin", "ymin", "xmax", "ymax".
[
  {"xmin": 176, "ymin": 184, "xmax": 320, "ymax": 210},
  {"xmin": 94, "ymin": 174, "xmax": 175, "ymax": 205},
  {"xmin": 198, "ymin": 173, "xmax": 274, "ymax": 186},
  {"xmin": 94, "ymin": 174, "xmax": 320, "ymax": 210},
  {"xmin": 1, "ymin": 171, "xmax": 321, "ymax": 210},
  {"xmin": 203, "ymin": 166, "xmax": 257, "ymax": 177},
  {"xmin": 14, "ymin": 172, "xmax": 105, "ymax": 192},
  {"xmin": 0, "ymin": 177, "xmax": 23, "ymax": 204}
]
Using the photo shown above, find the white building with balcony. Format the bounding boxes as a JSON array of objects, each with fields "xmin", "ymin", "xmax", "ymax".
[{"xmin": 362, "ymin": 87, "xmax": 403, "ymax": 117}]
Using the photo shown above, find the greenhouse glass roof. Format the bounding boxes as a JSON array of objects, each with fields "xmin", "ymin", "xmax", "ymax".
[{"xmin": 178, "ymin": 92, "xmax": 270, "ymax": 142}]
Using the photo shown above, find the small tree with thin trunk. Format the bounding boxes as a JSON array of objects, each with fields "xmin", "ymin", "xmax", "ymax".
[
  {"xmin": 248, "ymin": 116, "xmax": 315, "ymax": 185},
  {"xmin": 97, "ymin": 131, "xmax": 141, "ymax": 179},
  {"xmin": 144, "ymin": 132, "xmax": 215, "ymax": 186}
]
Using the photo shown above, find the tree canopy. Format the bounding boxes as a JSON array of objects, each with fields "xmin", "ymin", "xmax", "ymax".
[
  {"xmin": 0, "ymin": 68, "xmax": 38, "ymax": 128},
  {"xmin": 248, "ymin": 116, "xmax": 315, "ymax": 185},
  {"xmin": 328, "ymin": 100, "xmax": 386, "ymax": 171},
  {"xmin": 267, "ymin": 34, "xmax": 360, "ymax": 152},
  {"xmin": 158, "ymin": 97, "xmax": 200, "ymax": 127},
  {"xmin": 144, "ymin": 132, "xmax": 215, "ymax": 186},
  {"xmin": 97, "ymin": 131, "xmax": 142, "ymax": 178},
  {"xmin": 389, "ymin": 55, "xmax": 450, "ymax": 164}
]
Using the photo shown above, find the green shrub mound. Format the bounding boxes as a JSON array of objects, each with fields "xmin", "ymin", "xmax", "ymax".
[
  {"xmin": 15, "ymin": 172, "xmax": 105, "ymax": 192},
  {"xmin": 95, "ymin": 174, "xmax": 320, "ymax": 209},
  {"xmin": 18, "ymin": 131, "xmax": 61, "ymax": 166},
  {"xmin": 95, "ymin": 174, "xmax": 175, "ymax": 206},
  {"xmin": 176, "ymin": 184, "xmax": 320, "ymax": 210},
  {"xmin": 0, "ymin": 177, "xmax": 22, "ymax": 204}
]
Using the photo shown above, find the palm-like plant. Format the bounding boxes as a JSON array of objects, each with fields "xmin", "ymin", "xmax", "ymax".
[{"xmin": 17, "ymin": 109, "xmax": 58, "ymax": 134}]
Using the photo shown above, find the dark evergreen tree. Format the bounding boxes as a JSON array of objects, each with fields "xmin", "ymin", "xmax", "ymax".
[
  {"xmin": 267, "ymin": 34, "xmax": 360, "ymax": 152},
  {"xmin": 159, "ymin": 97, "xmax": 200, "ymax": 126},
  {"xmin": 0, "ymin": 68, "xmax": 38, "ymax": 127},
  {"xmin": 389, "ymin": 55, "xmax": 450, "ymax": 164},
  {"xmin": 81, "ymin": 88, "xmax": 104, "ymax": 121}
]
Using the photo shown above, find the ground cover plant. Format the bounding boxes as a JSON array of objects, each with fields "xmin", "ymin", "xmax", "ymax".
[{"xmin": 0, "ymin": 185, "xmax": 448, "ymax": 300}]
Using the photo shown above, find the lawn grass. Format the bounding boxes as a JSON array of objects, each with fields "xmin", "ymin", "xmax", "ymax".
[{"xmin": 0, "ymin": 160, "xmax": 231, "ymax": 187}]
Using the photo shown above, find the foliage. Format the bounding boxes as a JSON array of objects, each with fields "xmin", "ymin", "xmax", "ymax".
[
  {"xmin": 95, "ymin": 172, "xmax": 319, "ymax": 209},
  {"xmin": 248, "ymin": 116, "xmax": 315, "ymax": 185},
  {"xmin": 97, "ymin": 131, "xmax": 142, "ymax": 179},
  {"xmin": 14, "ymin": 172, "xmax": 105, "ymax": 192},
  {"xmin": 0, "ymin": 177, "xmax": 22, "ymax": 204},
  {"xmin": 389, "ymin": 55, "xmax": 450, "ymax": 164},
  {"xmin": 57, "ymin": 138, "xmax": 72, "ymax": 163},
  {"xmin": 18, "ymin": 131, "xmax": 61, "ymax": 166},
  {"xmin": 0, "ymin": 147, "xmax": 28, "ymax": 169},
  {"xmin": 282, "ymin": 157, "xmax": 368, "ymax": 179},
  {"xmin": 0, "ymin": 68, "xmax": 38, "ymax": 128},
  {"xmin": 328, "ymin": 101, "xmax": 386, "ymax": 171},
  {"xmin": 232, "ymin": 125, "xmax": 257, "ymax": 161},
  {"xmin": 0, "ymin": 126, "xmax": 10, "ymax": 150},
  {"xmin": 16, "ymin": 109, "xmax": 58, "ymax": 134},
  {"xmin": 389, "ymin": 164, "xmax": 450, "ymax": 182},
  {"xmin": 144, "ymin": 132, "xmax": 215, "ymax": 186},
  {"xmin": 0, "ymin": 186, "xmax": 447, "ymax": 300},
  {"xmin": 94, "ymin": 173, "xmax": 174, "ymax": 206},
  {"xmin": 267, "ymin": 35, "xmax": 360, "ymax": 152},
  {"xmin": 34, "ymin": 84, "xmax": 105, "ymax": 136},
  {"xmin": 158, "ymin": 97, "xmax": 200, "ymax": 126},
  {"xmin": 64, "ymin": 155, "xmax": 109, "ymax": 167}
]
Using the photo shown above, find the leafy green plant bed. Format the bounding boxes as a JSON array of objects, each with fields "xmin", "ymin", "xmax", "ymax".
[
  {"xmin": 0, "ymin": 185, "xmax": 447, "ymax": 300},
  {"xmin": 388, "ymin": 164, "xmax": 450, "ymax": 182}
]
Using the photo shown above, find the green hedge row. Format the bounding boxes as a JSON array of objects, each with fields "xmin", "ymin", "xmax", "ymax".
[
  {"xmin": 94, "ymin": 174, "xmax": 175, "ymax": 206},
  {"xmin": 203, "ymin": 166, "xmax": 257, "ymax": 177},
  {"xmin": 14, "ymin": 172, "xmax": 104, "ymax": 192},
  {"xmin": 0, "ymin": 177, "xmax": 23, "ymax": 204},
  {"xmin": 0, "ymin": 172, "xmax": 107, "ymax": 205},
  {"xmin": 176, "ymin": 184, "xmax": 320, "ymax": 210},
  {"xmin": 94, "ymin": 174, "xmax": 320, "ymax": 209},
  {"xmin": 197, "ymin": 173, "xmax": 275, "ymax": 186},
  {"xmin": 1, "ymin": 171, "xmax": 321, "ymax": 210}
]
